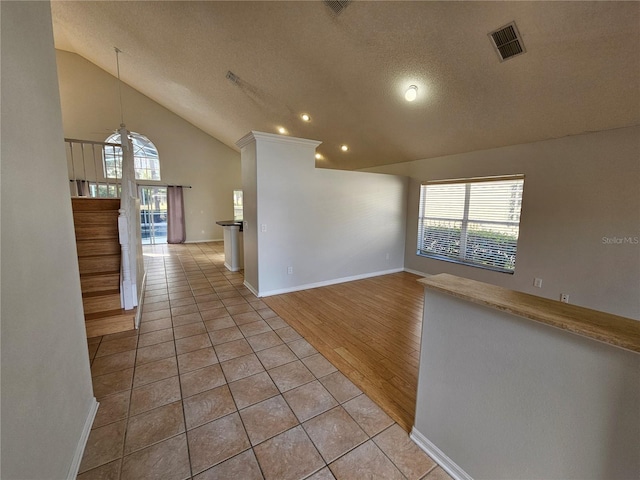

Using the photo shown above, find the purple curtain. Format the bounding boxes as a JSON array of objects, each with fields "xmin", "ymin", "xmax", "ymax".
[
  {"xmin": 76, "ymin": 180, "xmax": 90, "ymax": 196},
  {"xmin": 167, "ymin": 186, "xmax": 186, "ymax": 244}
]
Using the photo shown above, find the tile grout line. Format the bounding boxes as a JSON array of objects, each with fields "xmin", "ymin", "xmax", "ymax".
[{"xmin": 83, "ymin": 242, "xmax": 439, "ymax": 480}]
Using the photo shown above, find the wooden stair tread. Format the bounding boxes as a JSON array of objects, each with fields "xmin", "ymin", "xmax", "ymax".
[
  {"xmin": 83, "ymin": 289, "xmax": 120, "ymax": 298},
  {"xmin": 83, "ymin": 293, "xmax": 122, "ymax": 314},
  {"xmin": 77, "ymin": 249, "xmax": 121, "ymax": 258},
  {"xmin": 72, "ymin": 197, "xmax": 134, "ymax": 338},
  {"xmin": 85, "ymin": 308, "xmax": 136, "ymax": 338},
  {"xmin": 81, "ymin": 273, "xmax": 120, "ymax": 294},
  {"xmin": 78, "ymin": 254, "xmax": 121, "ymax": 274},
  {"xmin": 76, "ymin": 238, "xmax": 120, "ymax": 243},
  {"xmin": 71, "ymin": 198, "xmax": 121, "ymax": 211},
  {"xmin": 85, "ymin": 308, "xmax": 131, "ymax": 322},
  {"xmin": 81, "ymin": 270, "xmax": 120, "ymax": 277},
  {"xmin": 73, "ymin": 211, "xmax": 119, "ymax": 219},
  {"xmin": 74, "ymin": 225, "xmax": 119, "ymax": 240}
]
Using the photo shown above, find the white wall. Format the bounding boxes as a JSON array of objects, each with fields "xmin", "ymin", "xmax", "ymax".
[
  {"xmin": 1, "ymin": 2, "xmax": 97, "ymax": 478},
  {"xmin": 56, "ymin": 50, "xmax": 241, "ymax": 242},
  {"xmin": 239, "ymin": 132, "xmax": 407, "ymax": 296},
  {"xmin": 364, "ymin": 127, "xmax": 640, "ymax": 319},
  {"xmin": 241, "ymin": 139, "xmax": 259, "ymax": 291},
  {"xmin": 413, "ymin": 289, "xmax": 640, "ymax": 480}
]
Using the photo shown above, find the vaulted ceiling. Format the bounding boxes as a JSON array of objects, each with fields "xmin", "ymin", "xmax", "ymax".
[{"xmin": 51, "ymin": 1, "xmax": 640, "ymax": 170}]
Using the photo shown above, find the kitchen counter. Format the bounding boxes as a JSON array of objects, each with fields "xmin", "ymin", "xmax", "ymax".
[
  {"xmin": 215, "ymin": 220, "xmax": 243, "ymax": 232},
  {"xmin": 216, "ymin": 220, "xmax": 243, "ymax": 271}
]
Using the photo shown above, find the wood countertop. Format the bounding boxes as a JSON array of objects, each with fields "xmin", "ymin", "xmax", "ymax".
[{"xmin": 418, "ymin": 273, "xmax": 640, "ymax": 354}]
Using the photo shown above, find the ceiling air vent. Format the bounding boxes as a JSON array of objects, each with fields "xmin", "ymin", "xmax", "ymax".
[
  {"xmin": 324, "ymin": 0, "xmax": 351, "ymax": 15},
  {"xmin": 226, "ymin": 70, "xmax": 241, "ymax": 85},
  {"xmin": 489, "ymin": 22, "xmax": 525, "ymax": 62}
]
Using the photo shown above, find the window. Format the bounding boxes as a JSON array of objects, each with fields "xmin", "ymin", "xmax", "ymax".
[
  {"xmin": 417, "ymin": 175, "xmax": 524, "ymax": 273},
  {"xmin": 103, "ymin": 132, "xmax": 161, "ymax": 181},
  {"xmin": 89, "ymin": 182, "xmax": 121, "ymax": 198}
]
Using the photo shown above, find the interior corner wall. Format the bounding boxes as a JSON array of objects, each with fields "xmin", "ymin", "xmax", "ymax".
[
  {"xmin": 363, "ymin": 126, "xmax": 640, "ymax": 319},
  {"xmin": 242, "ymin": 133, "xmax": 407, "ymax": 297},
  {"xmin": 1, "ymin": 2, "xmax": 96, "ymax": 478},
  {"xmin": 55, "ymin": 50, "xmax": 241, "ymax": 242}
]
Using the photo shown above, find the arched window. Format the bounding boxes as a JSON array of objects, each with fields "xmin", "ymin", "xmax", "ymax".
[{"xmin": 103, "ymin": 131, "xmax": 161, "ymax": 181}]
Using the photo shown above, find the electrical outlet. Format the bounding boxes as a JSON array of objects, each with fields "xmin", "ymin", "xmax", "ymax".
[
  {"xmin": 385, "ymin": 253, "xmax": 390, "ymax": 260},
  {"xmin": 287, "ymin": 266, "xmax": 293, "ymax": 275},
  {"xmin": 560, "ymin": 293, "xmax": 569, "ymax": 303},
  {"xmin": 534, "ymin": 278, "xmax": 543, "ymax": 288},
  {"xmin": 261, "ymin": 224, "xmax": 267, "ymax": 232}
]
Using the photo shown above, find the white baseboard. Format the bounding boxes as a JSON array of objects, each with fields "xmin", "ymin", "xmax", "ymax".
[
  {"xmin": 257, "ymin": 268, "xmax": 405, "ymax": 297},
  {"xmin": 410, "ymin": 428, "xmax": 473, "ymax": 480},
  {"xmin": 404, "ymin": 268, "xmax": 431, "ymax": 277},
  {"xmin": 224, "ymin": 262, "xmax": 241, "ymax": 272},
  {"xmin": 243, "ymin": 281, "xmax": 259, "ymax": 297},
  {"xmin": 67, "ymin": 397, "xmax": 99, "ymax": 479}
]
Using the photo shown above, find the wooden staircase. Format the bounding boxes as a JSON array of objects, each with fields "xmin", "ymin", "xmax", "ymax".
[{"xmin": 72, "ymin": 198, "xmax": 136, "ymax": 338}]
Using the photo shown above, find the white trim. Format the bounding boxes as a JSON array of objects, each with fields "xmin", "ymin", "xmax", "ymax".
[
  {"xmin": 67, "ymin": 397, "xmax": 99, "ymax": 479},
  {"xmin": 236, "ymin": 130, "xmax": 322, "ymax": 149},
  {"xmin": 243, "ymin": 281, "xmax": 259, "ymax": 297},
  {"xmin": 410, "ymin": 427, "xmax": 473, "ymax": 480},
  {"xmin": 404, "ymin": 268, "xmax": 431, "ymax": 277},
  {"xmin": 257, "ymin": 268, "xmax": 404, "ymax": 297},
  {"xmin": 224, "ymin": 261, "xmax": 241, "ymax": 272},
  {"xmin": 135, "ymin": 271, "xmax": 147, "ymax": 329}
]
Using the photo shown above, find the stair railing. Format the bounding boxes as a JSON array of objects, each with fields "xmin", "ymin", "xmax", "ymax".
[
  {"xmin": 65, "ymin": 138, "xmax": 122, "ymax": 198},
  {"xmin": 65, "ymin": 134, "xmax": 142, "ymax": 313}
]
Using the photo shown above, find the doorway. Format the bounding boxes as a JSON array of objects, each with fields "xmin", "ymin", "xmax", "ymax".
[{"xmin": 139, "ymin": 186, "xmax": 167, "ymax": 245}]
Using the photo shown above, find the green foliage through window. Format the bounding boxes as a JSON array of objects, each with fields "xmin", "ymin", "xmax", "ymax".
[{"xmin": 417, "ymin": 176, "xmax": 524, "ymax": 273}]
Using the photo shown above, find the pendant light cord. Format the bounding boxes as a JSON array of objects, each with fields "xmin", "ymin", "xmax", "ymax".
[{"xmin": 114, "ymin": 47, "xmax": 125, "ymax": 126}]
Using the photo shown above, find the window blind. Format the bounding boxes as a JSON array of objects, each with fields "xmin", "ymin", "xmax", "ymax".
[{"xmin": 418, "ymin": 175, "xmax": 524, "ymax": 273}]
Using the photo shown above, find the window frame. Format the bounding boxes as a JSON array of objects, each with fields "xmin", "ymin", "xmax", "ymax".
[
  {"xmin": 417, "ymin": 174, "xmax": 525, "ymax": 274},
  {"xmin": 103, "ymin": 132, "xmax": 161, "ymax": 181}
]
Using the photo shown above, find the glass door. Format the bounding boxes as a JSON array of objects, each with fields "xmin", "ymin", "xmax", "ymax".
[{"xmin": 139, "ymin": 186, "xmax": 167, "ymax": 245}]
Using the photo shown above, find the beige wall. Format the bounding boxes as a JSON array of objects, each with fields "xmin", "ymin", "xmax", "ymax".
[
  {"xmin": 56, "ymin": 50, "xmax": 241, "ymax": 242},
  {"xmin": 364, "ymin": 126, "xmax": 640, "ymax": 319},
  {"xmin": 414, "ymin": 289, "xmax": 639, "ymax": 479},
  {"xmin": 240, "ymin": 132, "xmax": 407, "ymax": 296},
  {"xmin": 1, "ymin": 2, "xmax": 96, "ymax": 478}
]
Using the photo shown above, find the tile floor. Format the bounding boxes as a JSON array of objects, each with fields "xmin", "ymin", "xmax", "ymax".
[{"xmin": 79, "ymin": 242, "xmax": 452, "ymax": 480}]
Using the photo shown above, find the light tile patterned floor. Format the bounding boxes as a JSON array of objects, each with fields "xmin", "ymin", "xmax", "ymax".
[{"xmin": 78, "ymin": 242, "xmax": 452, "ymax": 480}]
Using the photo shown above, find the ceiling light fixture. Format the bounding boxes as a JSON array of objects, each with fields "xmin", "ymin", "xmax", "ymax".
[
  {"xmin": 315, "ymin": 153, "xmax": 323, "ymax": 160},
  {"xmin": 301, "ymin": 114, "xmax": 311, "ymax": 122},
  {"xmin": 340, "ymin": 145, "xmax": 349, "ymax": 152},
  {"xmin": 278, "ymin": 127, "xmax": 287, "ymax": 134},
  {"xmin": 405, "ymin": 85, "xmax": 418, "ymax": 102}
]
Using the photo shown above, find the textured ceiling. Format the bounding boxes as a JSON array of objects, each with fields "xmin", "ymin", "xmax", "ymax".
[{"xmin": 51, "ymin": 1, "xmax": 640, "ymax": 170}]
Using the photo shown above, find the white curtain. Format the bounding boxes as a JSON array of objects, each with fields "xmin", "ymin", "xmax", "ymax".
[{"xmin": 167, "ymin": 186, "xmax": 186, "ymax": 243}]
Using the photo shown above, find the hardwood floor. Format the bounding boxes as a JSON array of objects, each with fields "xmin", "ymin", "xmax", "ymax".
[{"xmin": 264, "ymin": 272, "xmax": 425, "ymax": 432}]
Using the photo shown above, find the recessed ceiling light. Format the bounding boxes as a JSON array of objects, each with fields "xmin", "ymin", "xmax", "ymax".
[
  {"xmin": 340, "ymin": 145, "xmax": 349, "ymax": 152},
  {"xmin": 301, "ymin": 114, "xmax": 311, "ymax": 122},
  {"xmin": 405, "ymin": 85, "xmax": 418, "ymax": 102},
  {"xmin": 315, "ymin": 153, "xmax": 323, "ymax": 160},
  {"xmin": 278, "ymin": 127, "xmax": 287, "ymax": 134}
]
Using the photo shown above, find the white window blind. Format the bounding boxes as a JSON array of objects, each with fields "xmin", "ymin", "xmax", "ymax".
[{"xmin": 417, "ymin": 175, "xmax": 524, "ymax": 273}]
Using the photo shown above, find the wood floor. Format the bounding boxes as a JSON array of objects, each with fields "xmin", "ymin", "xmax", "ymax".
[{"xmin": 264, "ymin": 272, "xmax": 425, "ymax": 432}]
